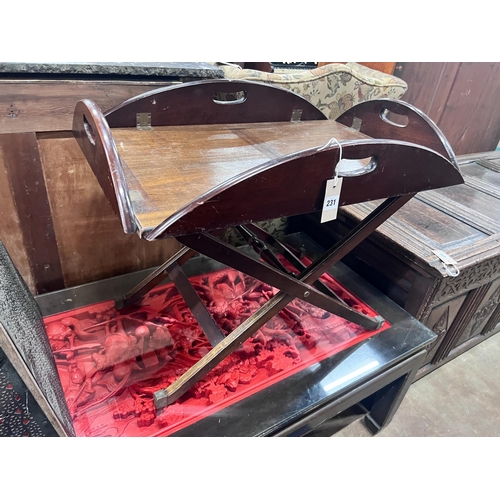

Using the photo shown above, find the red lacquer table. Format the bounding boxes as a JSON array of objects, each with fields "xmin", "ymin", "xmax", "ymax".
[
  {"xmin": 44, "ymin": 250, "xmax": 391, "ymax": 436},
  {"xmin": 32, "ymin": 235, "xmax": 437, "ymax": 436}
]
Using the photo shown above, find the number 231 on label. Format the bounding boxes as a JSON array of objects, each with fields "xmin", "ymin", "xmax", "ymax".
[{"xmin": 321, "ymin": 177, "xmax": 343, "ymax": 223}]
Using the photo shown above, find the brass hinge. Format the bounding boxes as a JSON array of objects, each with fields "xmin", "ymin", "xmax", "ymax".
[
  {"xmin": 136, "ymin": 113, "xmax": 152, "ymax": 130},
  {"xmin": 291, "ymin": 109, "xmax": 303, "ymax": 122}
]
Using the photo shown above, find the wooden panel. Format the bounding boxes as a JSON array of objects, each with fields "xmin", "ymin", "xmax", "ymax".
[
  {"xmin": 384, "ymin": 197, "xmax": 487, "ymax": 253},
  {"xmin": 482, "ymin": 299, "xmax": 500, "ymax": 336},
  {"xmin": 0, "ymin": 80, "xmax": 171, "ymax": 134},
  {"xmin": 104, "ymin": 79, "xmax": 327, "ymax": 127},
  {"xmin": 112, "ymin": 120, "xmax": 368, "ymax": 232},
  {"xmin": 457, "ymin": 277, "xmax": 500, "ymax": 344},
  {"xmin": 339, "ymin": 152, "xmax": 500, "ymax": 273},
  {"xmin": 422, "ymin": 293, "xmax": 468, "ymax": 364},
  {"xmin": 340, "ymin": 197, "xmax": 489, "ymax": 275},
  {"xmin": 37, "ymin": 133, "xmax": 183, "ymax": 288},
  {"xmin": 396, "ymin": 62, "xmax": 500, "ymax": 155},
  {"xmin": 397, "ymin": 62, "xmax": 460, "ymax": 121},
  {"xmin": 0, "ymin": 133, "xmax": 64, "ymax": 294},
  {"xmin": 437, "ymin": 62, "xmax": 500, "ymax": 155},
  {"xmin": 462, "ymin": 162, "xmax": 500, "ymax": 194},
  {"xmin": 432, "ymin": 283, "xmax": 491, "ymax": 362},
  {"xmin": 419, "ymin": 184, "xmax": 500, "ymax": 234},
  {"xmin": 0, "ymin": 145, "xmax": 35, "ymax": 292},
  {"xmin": 336, "ymin": 99, "xmax": 456, "ymax": 162}
]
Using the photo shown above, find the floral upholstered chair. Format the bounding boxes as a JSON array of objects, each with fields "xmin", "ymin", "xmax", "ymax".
[
  {"xmin": 217, "ymin": 62, "xmax": 408, "ymax": 243},
  {"xmin": 219, "ymin": 62, "xmax": 408, "ymax": 120}
]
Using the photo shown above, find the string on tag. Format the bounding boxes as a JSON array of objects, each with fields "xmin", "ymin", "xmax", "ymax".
[{"xmin": 319, "ymin": 137, "xmax": 343, "ymax": 187}]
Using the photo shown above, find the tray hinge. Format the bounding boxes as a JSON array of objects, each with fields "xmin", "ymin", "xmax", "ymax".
[
  {"xmin": 291, "ymin": 109, "xmax": 303, "ymax": 122},
  {"xmin": 352, "ymin": 116, "xmax": 363, "ymax": 131},
  {"xmin": 136, "ymin": 113, "xmax": 152, "ymax": 130}
]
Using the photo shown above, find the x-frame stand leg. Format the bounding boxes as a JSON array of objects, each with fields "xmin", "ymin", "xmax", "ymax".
[
  {"xmin": 237, "ymin": 223, "xmax": 350, "ymax": 306},
  {"xmin": 177, "ymin": 232, "xmax": 384, "ymax": 330},
  {"xmin": 152, "ymin": 194, "xmax": 414, "ymax": 408}
]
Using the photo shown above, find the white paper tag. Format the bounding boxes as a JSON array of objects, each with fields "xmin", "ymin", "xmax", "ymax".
[{"xmin": 321, "ymin": 177, "xmax": 343, "ymax": 223}]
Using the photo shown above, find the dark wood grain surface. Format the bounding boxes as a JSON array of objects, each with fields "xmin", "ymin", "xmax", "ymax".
[
  {"xmin": 336, "ymin": 98, "xmax": 457, "ymax": 166},
  {"xmin": 397, "ymin": 62, "xmax": 500, "ymax": 155},
  {"xmin": 396, "ymin": 62, "xmax": 460, "ymax": 121},
  {"xmin": 0, "ymin": 80, "xmax": 172, "ymax": 134},
  {"xmin": 336, "ymin": 191, "xmax": 498, "ymax": 275},
  {"xmin": 0, "ymin": 133, "xmax": 64, "ymax": 293},
  {"xmin": 73, "ymin": 100, "xmax": 136, "ymax": 234},
  {"xmin": 0, "ymin": 143, "xmax": 35, "ymax": 291},
  {"xmin": 146, "ymin": 140, "xmax": 462, "ymax": 240},
  {"xmin": 437, "ymin": 62, "xmax": 500, "ymax": 155},
  {"xmin": 112, "ymin": 120, "xmax": 368, "ymax": 232},
  {"xmin": 105, "ymin": 79, "xmax": 327, "ymax": 128},
  {"xmin": 37, "ymin": 134, "xmax": 183, "ymax": 288}
]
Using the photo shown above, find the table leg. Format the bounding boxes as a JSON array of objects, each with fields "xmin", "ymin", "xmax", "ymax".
[
  {"xmin": 115, "ymin": 246, "xmax": 194, "ymax": 309},
  {"xmin": 271, "ymin": 349, "xmax": 427, "ymax": 436},
  {"xmin": 363, "ymin": 349, "xmax": 426, "ymax": 434}
]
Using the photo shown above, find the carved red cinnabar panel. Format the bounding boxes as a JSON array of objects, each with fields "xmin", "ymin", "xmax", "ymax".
[{"xmin": 44, "ymin": 267, "xmax": 390, "ymax": 436}]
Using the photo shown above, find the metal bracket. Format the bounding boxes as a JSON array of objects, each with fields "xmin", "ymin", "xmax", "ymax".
[
  {"xmin": 291, "ymin": 109, "xmax": 303, "ymax": 122},
  {"xmin": 431, "ymin": 249, "xmax": 460, "ymax": 277},
  {"xmin": 352, "ymin": 117, "xmax": 363, "ymax": 131},
  {"xmin": 136, "ymin": 113, "xmax": 152, "ymax": 130}
]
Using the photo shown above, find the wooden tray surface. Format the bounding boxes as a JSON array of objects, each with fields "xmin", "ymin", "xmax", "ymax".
[{"xmin": 113, "ymin": 120, "xmax": 368, "ymax": 232}]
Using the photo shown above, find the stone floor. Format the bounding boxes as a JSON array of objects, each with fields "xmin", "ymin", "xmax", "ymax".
[{"xmin": 332, "ymin": 331, "xmax": 500, "ymax": 437}]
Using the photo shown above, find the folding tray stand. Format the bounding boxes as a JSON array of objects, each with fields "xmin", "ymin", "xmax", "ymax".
[{"xmin": 73, "ymin": 79, "xmax": 464, "ymax": 410}]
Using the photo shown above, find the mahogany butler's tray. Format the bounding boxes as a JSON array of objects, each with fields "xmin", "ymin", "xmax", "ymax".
[{"xmin": 66, "ymin": 79, "xmax": 463, "ymax": 429}]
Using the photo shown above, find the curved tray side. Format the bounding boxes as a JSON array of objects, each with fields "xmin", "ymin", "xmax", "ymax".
[
  {"xmin": 104, "ymin": 79, "xmax": 327, "ymax": 127},
  {"xmin": 145, "ymin": 139, "xmax": 465, "ymax": 240},
  {"xmin": 73, "ymin": 99, "xmax": 137, "ymax": 234},
  {"xmin": 336, "ymin": 99, "xmax": 459, "ymax": 170}
]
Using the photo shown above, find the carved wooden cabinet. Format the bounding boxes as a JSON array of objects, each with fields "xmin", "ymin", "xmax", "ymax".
[{"xmin": 297, "ymin": 151, "xmax": 500, "ymax": 377}]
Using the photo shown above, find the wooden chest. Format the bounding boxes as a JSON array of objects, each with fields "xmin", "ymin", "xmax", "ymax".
[
  {"xmin": 0, "ymin": 63, "xmax": 224, "ymax": 295},
  {"xmin": 296, "ymin": 151, "xmax": 500, "ymax": 377}
]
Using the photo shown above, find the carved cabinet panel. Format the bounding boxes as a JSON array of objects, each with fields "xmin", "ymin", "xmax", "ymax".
[
  {"xmin": 457, "ymin": 278, "xmax": 500, "ymax": 345},
  {"xmin": 423, "ymin": 294, "xmax": 468, "ymax": 365}
]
